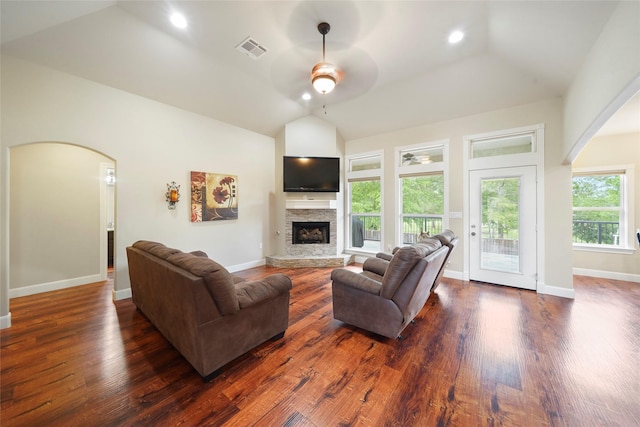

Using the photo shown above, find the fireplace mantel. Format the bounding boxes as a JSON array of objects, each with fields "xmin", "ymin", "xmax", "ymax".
[{"xmin": 285, "ymin": 199, "xmax": 337, "ymax": 210}]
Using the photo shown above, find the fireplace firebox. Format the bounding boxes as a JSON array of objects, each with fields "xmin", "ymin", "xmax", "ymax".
[{"xmin": 292, "ymin": 222, "xmax": 330, "ymax": 245}]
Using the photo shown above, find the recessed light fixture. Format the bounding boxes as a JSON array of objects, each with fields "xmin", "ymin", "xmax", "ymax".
[
  {"xmin": 302, "ymin": 93, "xmax": 312, "ymax": 101},
  {"xmin": 448, "ymin": 30, "xmax": 464, "ymax": 44},
  {"xmin": 170, "ymin": 12, "xmax": 188, "ymax": 29}
]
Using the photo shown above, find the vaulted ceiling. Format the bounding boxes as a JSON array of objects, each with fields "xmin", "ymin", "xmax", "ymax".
[{"xmin": 1, "ymin": 1, "xmax": 635, "ymax": 140}]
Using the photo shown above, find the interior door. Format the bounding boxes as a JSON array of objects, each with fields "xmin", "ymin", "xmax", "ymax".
[{"xmin": 469, "ymin": 166, "xmax": 537, "ymax": 290}]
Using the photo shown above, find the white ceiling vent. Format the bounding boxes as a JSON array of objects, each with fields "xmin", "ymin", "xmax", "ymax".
[{"xmin": 236, "ymin": 37, "xmax": 268, "ymax": 60}]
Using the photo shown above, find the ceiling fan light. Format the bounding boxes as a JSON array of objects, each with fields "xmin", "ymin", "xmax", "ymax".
[
  {"xmin": 311, "ymin": 62, "xmax": 338, "ymax": 94},
  {"xmin": 313, "ymin": 76, "xmax": 336, "ymax": 94}
]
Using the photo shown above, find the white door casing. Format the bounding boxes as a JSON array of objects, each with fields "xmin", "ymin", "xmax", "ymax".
[
  {"xmin": 469, "ymin": 166, "xmax": 537, "ymax": 290},
  {"xmin": 463, "ymin": 123, "xmax": 545, "ymax": 291}
]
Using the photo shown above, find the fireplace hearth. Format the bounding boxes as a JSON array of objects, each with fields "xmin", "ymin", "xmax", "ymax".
[{"xmin": 292, "ymin": 222, "xmax": 330, "ymax": 245}]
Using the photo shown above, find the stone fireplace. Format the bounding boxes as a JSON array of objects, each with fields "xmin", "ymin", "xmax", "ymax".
[
  {"xmin": 284, "ymin": 208, "xmax": 336, "ymax": 257},
  {"xmin": 265, "ymin": 199, "xmax": 353, "ymax": 268},
  {"xmin": 265, "ymin": 199, "xmax": 354, "ymax": 268},
  {"xmin": 292, "ymin": 222, "xmax": 330, "ymax": 245}
]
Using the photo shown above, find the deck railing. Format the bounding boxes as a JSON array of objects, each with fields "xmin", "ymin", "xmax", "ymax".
[
  {"xmin": 401, "ymin": 215, "xmax": 444, "ymax": 243},
  {"xmin": 351, "ymin": 216, "xmax": 621, "ymax": 250},
  {"xmin": 573, "ymin": 220, "xmax": 619, "ymax": 245},
  {"xmin": 351, "ymin": 214, "xmax": 444, "ymax": 244}
]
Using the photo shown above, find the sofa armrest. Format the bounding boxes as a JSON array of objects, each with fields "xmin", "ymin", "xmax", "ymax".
[
  {"xmin": 330, "ymin": 268, "xmax": 382, "ymax": 296},
  {"xmin": 363, "ymin": 257, "xmax": 390, "ymax": 276},
  {"xmin": 189, "ymin": 250, "xmax": 209, "ymax": 257},
  {"xmin": 235, "ymin": 273, "xmax": 292, "ymax": 309},
  {"xmin": 375, "ymin": 252, "xmax": 393, "ymax": 261}
]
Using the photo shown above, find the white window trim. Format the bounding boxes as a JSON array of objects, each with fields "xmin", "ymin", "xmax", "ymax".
[
  {"xmin": 572, "ymin": 164, "xmax": 635, "ymax": 252},
  {"xmin": 395, "ymin": 140, "xmax": 449, "ymax": 248},
  {"xmin": 465, "ymin": 124, "xmax": 542, "ymax": 171},
  {"xmin": 572, "ymin": 244, "xmax": 635, "ymax": 255},
  {"xmin": 345, "ymin": 150, "xmax": 384, "ymax": 254}
]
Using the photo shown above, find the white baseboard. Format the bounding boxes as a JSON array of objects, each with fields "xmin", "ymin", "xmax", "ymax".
[
  {"xmin": 537, "ymin": 281, "xmax": 575, "ymax": 299},
  {"xmin": 573, "ymin": 267, "xmax": 640, "ymax": 283},
  {"xmin": 353, "ymin": 255, "xmax": 369, "ymax": 264},
  {"xmin": 0, "ymin": 312, "xmax": 11, "ymax": 329},
  {"xmin": 443, "ymin": 269, "xmax": 464, "ymax": 281},
  {"xmin": 228, "ymin": 258, "xmax": 266, "ymax": 273},
  {"xmin": 9, "ymin": 274, "xmax": 103, "ymax": 299},
  {"xmin": 112, "ymin": 287, "xmax": 132, "ymax": 301}
]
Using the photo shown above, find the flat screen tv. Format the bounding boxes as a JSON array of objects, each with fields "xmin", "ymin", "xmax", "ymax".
[{"xmin": 283, "ymin": 156, "xmax": 340, "ymax": 192}]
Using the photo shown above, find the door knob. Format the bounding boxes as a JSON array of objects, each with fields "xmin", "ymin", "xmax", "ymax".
[{"xmin": 471, "ymin": 232, "xmax": 476, "ymax": 236}]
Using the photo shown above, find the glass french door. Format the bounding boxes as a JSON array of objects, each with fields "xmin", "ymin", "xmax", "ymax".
[{"xmin": 469, "ymin": 166, "xmax": 537, "ymax": 290}]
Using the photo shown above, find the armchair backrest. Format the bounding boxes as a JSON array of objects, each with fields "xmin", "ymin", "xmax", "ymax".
[
  {"xmin": 432, "ymin": 229, "xmax": 459, "ymax": 289},
  {"xmin": 379, "ymin": 238, "xmax": 449, "ymax": 321},
  {"xmin": 379, "ymin": 245, "xmax": 426, "ymax": 298}
]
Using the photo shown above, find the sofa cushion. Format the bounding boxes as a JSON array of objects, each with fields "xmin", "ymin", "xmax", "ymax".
[
  {"xmin": 165, "ymin": 252, "xmax": 239, "ymax": 315},
  {"xmin": 133, "ymin": 240, "xmax": 182, "ymax": 259}
]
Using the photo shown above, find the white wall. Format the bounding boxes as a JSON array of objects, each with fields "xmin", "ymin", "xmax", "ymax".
[
  {"xmin": 563, "ymin": 1, "xmax": 640, "ymax": 163},
  {"xmin": 284, "ymin": 116, "xmax": 340, "ymax": 158},
  {"xmin": 1, "ymin": 55, "xmax": 277, "ymax": 324},
  {"xmin": 9, "ymin": 143, "xmax": 111, "ymax": 293},
  {"xmin": 572, "ymin": 132, "xmax": 640, "ymax": 280},
  {"xmin": 345, "ymin": 97, "xmax": 573, "ymax": 293}
]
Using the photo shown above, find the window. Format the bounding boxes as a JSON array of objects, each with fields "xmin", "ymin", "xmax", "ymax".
[
  {"xmin": 397, "ymin": 142, "xmax": 448, "ymax": 246},
  {"xmin": 400, "ymin": 173, "xmax": 444, "ymax": 242},
  {"xmin": 572, "ymin": 166, "xmax": 635, "ymax": 251},
  {"xmin": 470, "ymin": 132, "xmax": 534, "ymax": 159},
  {"xmin": 346, "ymin": 152, "xmax": 383, "ymax": 252}
]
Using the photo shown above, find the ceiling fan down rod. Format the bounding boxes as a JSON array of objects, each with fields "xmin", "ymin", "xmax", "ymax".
[{"xmin": 318, "ymin": 22, "xmax": 330, "ymax": 61}]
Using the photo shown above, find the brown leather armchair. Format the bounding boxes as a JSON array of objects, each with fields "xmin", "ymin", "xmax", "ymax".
[
  {"xmin": 331, "ymin": 238, "xmax": 449, "ymax": 339},
  {"xmin": 369, "ymin": 229, "xmax": 458, "ymax": 292}
]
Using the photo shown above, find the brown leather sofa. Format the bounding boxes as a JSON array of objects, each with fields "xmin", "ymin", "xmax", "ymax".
[
  {"xmin": 330, "ymin": 237, "xmax": 449, "ymax": 339},
  {"xmin": 374, "ymin": 229, "xmax": 459, "ymax": 292},
  {"xmin": 126, "ymin": 240, "xmax": 292, "ymax": 379}
]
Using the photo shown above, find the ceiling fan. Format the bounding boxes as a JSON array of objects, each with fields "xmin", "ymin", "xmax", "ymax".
[
  {"xmin": 269, "ymin": 19, "xmax": 377, "ymax": 108},
  {"xmin": 310, "ymin": 22, "xmax": 342, "ymax": 95}
]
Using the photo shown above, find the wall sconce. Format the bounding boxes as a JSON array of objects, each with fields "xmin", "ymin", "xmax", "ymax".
[{"xmin": 165, "ymin": 181, "xmax": 180, "ymax": 210}]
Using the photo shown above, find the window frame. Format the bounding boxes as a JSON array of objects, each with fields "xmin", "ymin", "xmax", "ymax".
[
  {"xmin": 572, "ymin": 165, "xmax": 636, "ymax": 254},
  {"xmin": 395, "ymin": 140, "xmax": 449, "ymax": 248},
  {"xmin": 345, "ymin": 151, "xmax": 384, "ymax": 253}
]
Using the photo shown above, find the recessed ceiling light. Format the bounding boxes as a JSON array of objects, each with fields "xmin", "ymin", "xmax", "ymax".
[
  {"xmin": 448, "ymin": 30, "xmax": 464, "ymax": 44},
  {"xmin": 302, "ymin": 93, "xmax": 312, "ymax": 101},
  {"xmin": 170, "ymin": 12, "xmax": 188, "ymax": 29}
]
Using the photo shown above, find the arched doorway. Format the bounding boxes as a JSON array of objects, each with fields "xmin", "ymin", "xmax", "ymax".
[{"xmin": 8, "ymin": 142, "xmax": 115, "ymax": 298}]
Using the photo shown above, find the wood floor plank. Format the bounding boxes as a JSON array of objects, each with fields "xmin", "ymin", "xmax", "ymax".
[{"xmin": 2, "ymin": 269, "xmax": 639, "ymax": 426}]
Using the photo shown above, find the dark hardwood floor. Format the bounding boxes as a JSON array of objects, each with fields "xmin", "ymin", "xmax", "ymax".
[{"xmin": 1, "ymin": 266, "xmax": 639, "ymax": 426}]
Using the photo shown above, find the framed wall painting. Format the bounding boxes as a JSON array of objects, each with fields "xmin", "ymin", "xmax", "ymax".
[{"xmin": 191, "ymin": 171, "xmax": 238, "ymax": 222}]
